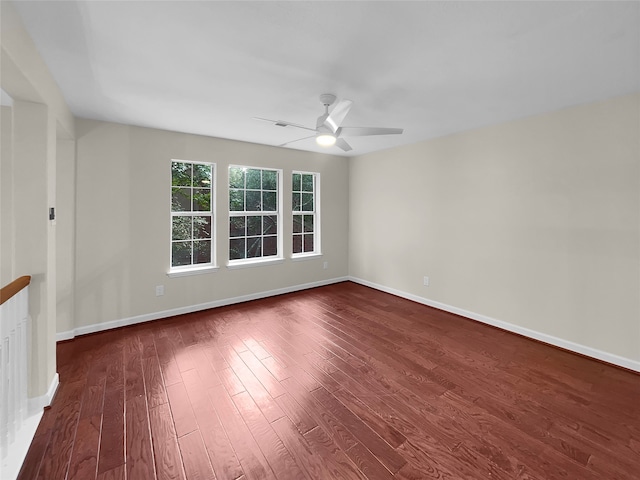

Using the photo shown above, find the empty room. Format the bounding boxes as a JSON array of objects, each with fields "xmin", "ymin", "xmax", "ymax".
[{"xmin": 1, "ymin": 1, "xmax": 639, "ymax": 479}]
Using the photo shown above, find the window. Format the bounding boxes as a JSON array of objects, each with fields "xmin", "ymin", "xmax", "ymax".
[
  {"xmin": 229, "ymin": 166, "xmax": 281, "ymax": 263},
  {"xmin": 292, "ymin": 171, "xmax": 320, "ymax": 255},
  {"xmin": 170, "ymin": 160, "xmax": 215, "ymax": 270}
]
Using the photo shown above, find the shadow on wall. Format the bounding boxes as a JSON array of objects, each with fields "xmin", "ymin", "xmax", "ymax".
[{"xmin": 74, "ymin": 248, "xmax": 131, "ymax": 331}]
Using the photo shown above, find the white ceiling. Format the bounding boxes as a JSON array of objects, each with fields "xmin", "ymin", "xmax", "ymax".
[{"xmin": 12, "ymin": 0, "xmax": 640, "ymax": 156}]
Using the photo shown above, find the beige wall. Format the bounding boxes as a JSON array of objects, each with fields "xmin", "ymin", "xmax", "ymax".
[
  {"xmin": 1, "ymin": 105, "xmax": 13, "ymax": 287},
  {"xmin": 56, "ymin": 138, "xmax": 76, "ymax": 334},
  {"xmin": 349, "ymin": 93, "xmax": 640, "ymax": 364},
  {"xmin": 1, "ymin": 0, "xmax": 74, "ymax": 400},
  {"xmin": 10, "ymin": 100, "xmax": 58, "ymax": 398},
  {"xmin": 73, "ymin": 119, "xmax": 349, "ymax": 330}
]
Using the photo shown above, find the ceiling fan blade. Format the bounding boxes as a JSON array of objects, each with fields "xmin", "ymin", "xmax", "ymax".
[
  {"xmin": 278, "ymin": 135, "xmax": 317, "ymax": 147},
  {"xmin": 338, "ymin": 127, "xmax": 403, "ymax": 137},
  {"xmin": 335, "ymin": 138, "xmax": 353, "ymax": 152},
  {"xmin": 324, "ymin": 100, "xmax": 353, "ymax": 133},
  {"xmin": 253, "ymin": 117, "xmax": 316, "ymax": 132}
]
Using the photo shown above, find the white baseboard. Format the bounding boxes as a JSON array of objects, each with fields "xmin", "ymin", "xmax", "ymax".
[
  {"xmin": 56, "ymin": 276, "xmax": 350, "ymax": 342},
  {"xmin": 56, "ymin": 275, "xmax": 639, "ymax": 373},
  {"xmin": 1, "ymin": 413, "xmax": 41, "ymax": 480},
  {"xmin": 28, "ymin": 372, "xmax": 59, "ymax": 416},
  {"xmin": 2, "ymin": 373, "xmax": 58, "ymax": 480},
  {"xmin": 349, "ymin": 276, "xmax": 640, "ymax": 373}
]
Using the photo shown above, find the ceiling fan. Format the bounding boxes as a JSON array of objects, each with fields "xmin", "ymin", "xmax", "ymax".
[{"xmin": 254, "ymin": 94, "xmax": 403, "ymax": 152}]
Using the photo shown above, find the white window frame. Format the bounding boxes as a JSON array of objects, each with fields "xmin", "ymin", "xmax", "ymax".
[
  {"xmin": 292, "ymin": 170, "xmax": 321, "ymax": 259},
  {"xmin": 168, "ymin": 159, "xmax": 217, "ymax": 277},
  {"xmin": 227, "ymin": 165, "xmax": 283, "ymax": 268}
]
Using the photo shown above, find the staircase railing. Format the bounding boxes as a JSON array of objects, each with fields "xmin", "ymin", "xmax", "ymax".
[{"xmin": 0, "ymin": 276, "xmax": 31, "ymax": 476}]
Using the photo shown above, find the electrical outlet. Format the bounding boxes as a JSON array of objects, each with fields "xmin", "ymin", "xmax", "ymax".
[
  {"xmin": 423, "ymin": 276, "xmax": 429, "ymax": 286},
  {"xmin": 323, "ymin": 261, "xmax": 329, "ymax": 270},
  {"xmin": 155, "ymin": 285, "xmax": 164, "ymax": 296}
]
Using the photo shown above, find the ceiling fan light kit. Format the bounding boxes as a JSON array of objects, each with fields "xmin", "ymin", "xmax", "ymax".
[
  {"xmin": 257, "ymin": 94, "xmax": 404, "ymax": 152},
  {"xmin": 316, "ymin": 133, "xmax": 337, "ymax": 146}
]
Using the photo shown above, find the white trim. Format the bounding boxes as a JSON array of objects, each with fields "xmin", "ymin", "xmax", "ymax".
[
  {"xmin": 228, "ymin": 165, "xmax": 283, "ymax": 263},
  {"xmin": 292, "ymin": 170, "xmax": 321, "ymax": 255},
  {"xmin": 349, "ymin": 276, "xmax": 640, "ymax": 373},
  {"xmin": 1, "ymin": 413, "xmax": 41, "ymax": 479},
  {"xmin": 2, "ymin": 374, "xmax": 58, "ymax": 480},
  {"xmin": 226, "ymin": 257, "xmax": 284, "ymax": 270},
  {"xmin": 167, "ymin": 265, "xmax": 220, "ymax": 278},
  {"xmin": 291, "ymin": 253, "xmax": 323, "ymax": 262},
  {"xmin": 27, "ymin": 372, "xmax": 59, "ymax": 415},
  {"xmin": 170, "ymin": 159, "xmax": 216, "ymax": 271},
  {"xmin": 56, "ymin": 277, "xmax": 349, "ymax": 342},
  {"xmin": 56, "ymin": 330, "xmax": 75, "ymax": 342}
]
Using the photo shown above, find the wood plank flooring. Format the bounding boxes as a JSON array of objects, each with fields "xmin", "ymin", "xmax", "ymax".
[{"xmin": 17, "ymin": 282, "xmax": 640, "ymax": 479}]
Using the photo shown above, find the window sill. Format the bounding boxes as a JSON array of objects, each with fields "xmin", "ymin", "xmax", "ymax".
[
  {"xmin": 167, "ymin": 265, "xmax": 220, "ymax": 278},
  {"xmin": 291, "ymin": 252, "xmax": 323, "ymax": 262},
  {"xmin": 226, "ymin": 257, "xmax": 284, "ymax": 270}
]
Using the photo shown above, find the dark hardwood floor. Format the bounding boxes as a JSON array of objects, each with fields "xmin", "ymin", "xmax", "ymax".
[{"xmin": 18, "ymin": 281, "xmax": 640, "ymax": 479}]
